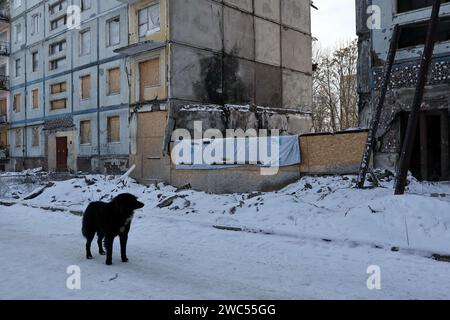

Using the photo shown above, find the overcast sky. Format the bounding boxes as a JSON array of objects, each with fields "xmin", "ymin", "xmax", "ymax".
[{"xmin": 311, "ymin": 0, "xmax": 357, "ymax": 49}]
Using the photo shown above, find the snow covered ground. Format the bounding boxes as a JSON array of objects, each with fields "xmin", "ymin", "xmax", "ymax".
[{"xmin": 1, "ymin": 172, "xmax": 450, "ymax": 299}]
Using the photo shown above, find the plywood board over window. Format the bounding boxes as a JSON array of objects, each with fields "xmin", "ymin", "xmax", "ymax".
[
  {"xmin": 51, "ymin": 81, "xmax": 67, "ymax": 94},
  {"xmin": 107, "ymin": 116, "xmax": 120, "ymax": 143},
  {"xmin": 0, "ymin": 130, "xmax": 7, "ymax": 147},
  {"xmin": 139, "ymin": 58, "xmax": 160, "ymax": 101},
  {"xmin": 79, "ymin": 120, "xmax": 91, "ymax": 145},
  {"xmin": 32, "ymin": 89, "xmax": 39, "ymax": 109},
  {"xmin": 50, "ymin": 98, "xmax": 67, "ymax": 110},
  {"xmin": 0, "ymin": 99, "xmax": 6, "ymax": 115},
  {"xmin": 107, "ymin": 68, "xmax": 121, "ymax": 95},
  {"xmin": 32, "ymin": 127, "xmax": 40, "ymax": 147},
  {"xmin": 80, "ymin": 75, "xmax": 91, "ymax": 100}
]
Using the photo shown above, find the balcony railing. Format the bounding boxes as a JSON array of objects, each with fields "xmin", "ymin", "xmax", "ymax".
[
  {"xmin": 0, "ymin": 41, "xmax": 9, "ymax": 55},
  {"xmin": 0, "ymin": 75, "xmax": 9, "ymax": 91},
  {"xmin": 0, "ymin": 114, "xmax": 7, "ymax": 124}
]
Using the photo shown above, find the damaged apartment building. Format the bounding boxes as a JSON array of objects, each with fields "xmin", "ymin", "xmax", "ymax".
[
  {"xmin": 7, "ymin": 0, "xmax": 130, "ymax": 173},
  {"xmin": 2, "ymin": 0, "xmax": 313, "ymax": 187},
  {"xmin": 357, "ymin": 0, "xmax": 450, "ymax": 181},
  {"xmin": 116, "ymin": 0, "xmax": 313, "ymax": 187}
]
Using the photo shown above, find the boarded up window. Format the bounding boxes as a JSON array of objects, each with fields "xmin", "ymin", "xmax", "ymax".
[
  {"xmin": 107, "ymin": 116, "xmax": 120, "ymax": 143},
  {"xmin": 13, "ymin": 94, "xmax": 21, "ymax": 113},
  {"xmin": 139, "ymin": 58, "xmax": 160, "ymax": 100},
  {"xmin": 79, "ymin": 29, "xmax": 91, "ymax": 55},
  {"xmin": 107, "ymin": 17, "xmax": 120, "ymax": 46},
  {"xmin": 32, "ymin": 127, "xmax": 40, "ymax": 147},
  {"xmin": 32, "ymin": 89, "xmax": 39, "ymax": 109},
  {"xmin": 0, "ymin": 130, "xmax": 7, "ymax": 147},
  {"xmin": 80, "ymin": 75, "xmax": 91, "ymax": 100},
  {"xmin": 15, "ymin": 129, "xmax": 21, "ymax": 147},
  {"xmin": 0, "ymin": 99, "xmax": 6, "ymax": 115},
  {"xmin": 107, "ymin": 68, "xmax": 120, "ymax": 95},
  {"xmin": 51, "ymin": 81, "xmax": 67, "ymax": 94},
  {"xmin": 50, "ymin": 98, "xmax": 67, "ymax": 110},
  {"xmin": 79, "ymin": 120, "xmax": 91, "ymax": 145}
]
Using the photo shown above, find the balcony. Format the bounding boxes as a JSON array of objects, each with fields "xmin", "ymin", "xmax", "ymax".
[
  {"xmin": 0, "ymin": 114, "xmax": 6, "ymax": 124},
  {"xmin": 0, "ymin": 75, "xmax": 9, "ymax": 91},
  {"xmin": 0, "ymin": 145, "xmax": 9, "ymax": 160},
  {"xmin": 0, "ymin": 41, "xmax": 9, "ymax": 55}
]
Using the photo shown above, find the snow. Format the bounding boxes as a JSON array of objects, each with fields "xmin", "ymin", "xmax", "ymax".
[{"xmin": 1, "ymin": 172, "xmax": 450, "ymax": 299}]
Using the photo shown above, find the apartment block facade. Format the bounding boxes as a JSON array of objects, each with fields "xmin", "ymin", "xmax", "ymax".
[
  {"xmin": 0, "ymin": 0, "xmax": 9, "ymax": 170},
  {"xmin": 7, "ymin": 0, "xmax": 130, "ymax": 173},
  {"xmin": 357, "ymin": 0, "xmax": 450, "ymax": 181}
]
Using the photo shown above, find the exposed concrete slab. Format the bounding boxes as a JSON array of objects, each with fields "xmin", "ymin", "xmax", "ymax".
[
  {"xmin": 255, "ymin": 63, "xmax": 282, "ymax": 107},
  {"xmin": 281, "ymin": 0, "xmax": 311, "ymax": 33},
  {"xmin": 170, "ymin": 0, "xmax": 223, "ymax": 51},
  {"xmin": 223, "ymin": 56, "xmax": 255, "ymax": 105},
  {"xmin": 281, "ymin": 28, "xmax": 312, "ymax": 73},
  {"xmin": 224, "ymin": 7, "xmax": 255, "ymax": 60},
  {"xmin": 254, "ymin": 0, "xmax": 280, "ymax": 22},
  {"xmin": 255, "ymin": 18, "xmax": 281, "ymax": 66}
]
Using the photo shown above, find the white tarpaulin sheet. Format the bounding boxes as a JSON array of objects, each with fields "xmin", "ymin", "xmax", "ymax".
[{"xmin": 173, "ymin": 135, "xmax": 301, "ymax": 170}]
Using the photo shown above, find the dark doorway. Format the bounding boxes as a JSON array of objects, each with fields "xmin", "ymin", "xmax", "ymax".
[
  {"xmin": 400, "ymin": 110, "xmax": 449, "ymax": 181},
  {"xmin": 56, "ymin": 137, "xmax": 68, "ymax": 171}
]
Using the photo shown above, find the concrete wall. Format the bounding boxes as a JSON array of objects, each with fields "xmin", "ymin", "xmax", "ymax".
[{"xmin": 169, "ymin": 0, "xmax": 312, "ymax": 112}]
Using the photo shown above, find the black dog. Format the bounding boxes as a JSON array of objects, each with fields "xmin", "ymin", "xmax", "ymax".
[{"xmin": 82, "ymin": 193, "xmax": 144, "ymax": 265}]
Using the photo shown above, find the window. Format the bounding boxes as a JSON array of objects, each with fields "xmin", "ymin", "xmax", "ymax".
[
  {"xmin": 15, "ymin": 129, "xmax": 22, "ymax": 148},
  {"xmin": 15, "ymin": 58, "xmax": 21, "ymax": 77},
  {"xmin": 51, "ymin": 81, "xmax": 67, "ymax": 94},
  {"xmin": 107, "ymin": 116, "xmax": 120, "ymax": 143},
  {"xmin": 13, "ymin": 94, "xmax": 21, "ymax": 113},
  {"xmin": 32, "ymin": 127, "xmax": 40, "ymax": 147},
  {"xmin": 49, "ymin": 0, "xmax": 66, "ymax": 15},
  {"xmin": 107, "ymin": 17, "xmax": 120, "ymax": 47},
  {"xmin": 79, "ymin": 29, "xmax": 91, "ymax": 56},
  {"xmin": 50, "ymin": 15, "xmax": 67, "ymax": 31},
  {"xmin": 80, "ymin": 75, "xmax": 91, "ymax": 100},
  {"xmin": 31, "ymin": 14, "xmax": 39, "ymax": 35},
  {"xmin": 81, "ymin": 0, "xmax": 91, "ymax": 11},
  {"xmin": 107, "ymin": 68, "xmax": 121, "ymax": 95},
  {"xmin": 138, "ymin": 3, "xmax": 160, "ymax": 42},
  {"xmin": 32, "ymin": 52, "xmax": 39, "ymax": 72},
  {"xmin": 15, "ymin": 23, "xmax": 22, "ymax": 43},
  {"xmin": 32, "ymin": 89, "xmax": 39, "ymax": 109},
  {"xmin": 50, "ymin": 57, "xmax": 66, "ymax": 71},
  {"xmin": 79, "ymin": 120, "xmax": 91, "ymax": 145},
  {"xmin": 50, "ymin": 98, "xmax": 67, "ymax": 110},
  {"xmin": 397, "ymin": 0, "xmax": 450, "ymax": 13},
  {"xmin": 398, "ymin": 17, "xmax": 450, "ymax": 49},
  {"xmin": 49, "ymin": 40, "xmax": 66, "ymax": 56}
]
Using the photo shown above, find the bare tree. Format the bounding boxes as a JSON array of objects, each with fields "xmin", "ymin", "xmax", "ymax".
[{"xmin": 312, "ymin": 40, "xmax": 359, "ymax": 133}]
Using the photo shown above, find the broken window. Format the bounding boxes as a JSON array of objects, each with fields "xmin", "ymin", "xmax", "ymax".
[
  {"xmin": 15, "ymin": 58, "xmax": 21, "ymax": 77},
  {"xmin": 32, "ymin": 51, "xmax": 39, "ymax": 72},
  {"xmin": 50, "ymin": 98, "xmax": 67, "ymax": 110},
  {"xmin": 32, "ymin": 89, "xmax": 39, "ymax": 109},
  {"xmin": 15, "ymin": 128, "xmax": 21, "ymax": 148},
  {"xmin": 79, "ymin": 120, "xmax": 91, "ymax": 145},
  {"xmin": 31, "ymin": 127, "xmax": 40, "ymax": 147},
  {"xmin": 13, "ymin": 94, "xmax": 21, "ymax": 113},
  {"xmin": 107, "ymin": 116, "xmax": 120, "ymax": 143},
  {"xmin": 51, "ymin": 81, "xmax": 67, "ymax": 94},
  {"xmin": 80, "ymin": 29, "xmax": 91, "ymax": 56},
  {"xmin": 80, "ymin": 75, "xmax": 91, "ymax": 100},
  {"xmin": 397, "ymin": 0, "xmax": 450, "ymax": 13},
  {"xmin": 398, "ymin": 17, "xmax": 450, "ymax": 49},
  {"xmin": 107, "ymin": 17, "xmax": 120, "ymax": 47},
  {"xmin": 138, "ymin": 3, "xmax": 160, "ymax": 42},
  {"xmin": 107, "ymin": 67, "xmax": 121, "ymax": 95}
]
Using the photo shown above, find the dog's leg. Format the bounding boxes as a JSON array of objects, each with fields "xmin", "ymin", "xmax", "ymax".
[
  {"xmin": 104, "ymin": 235, "xmax": 114, "ymax": 265},
  {"xmin": 119, "ymin": 233, "xmax": 129, "ymax": 263},
  {"xmin": 97, "ymin": 232, "xmax": 106, "ymax": 256},
  {"xmin": 85, "ymin": 233, "xmax": 95, "ymax": 260}
]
